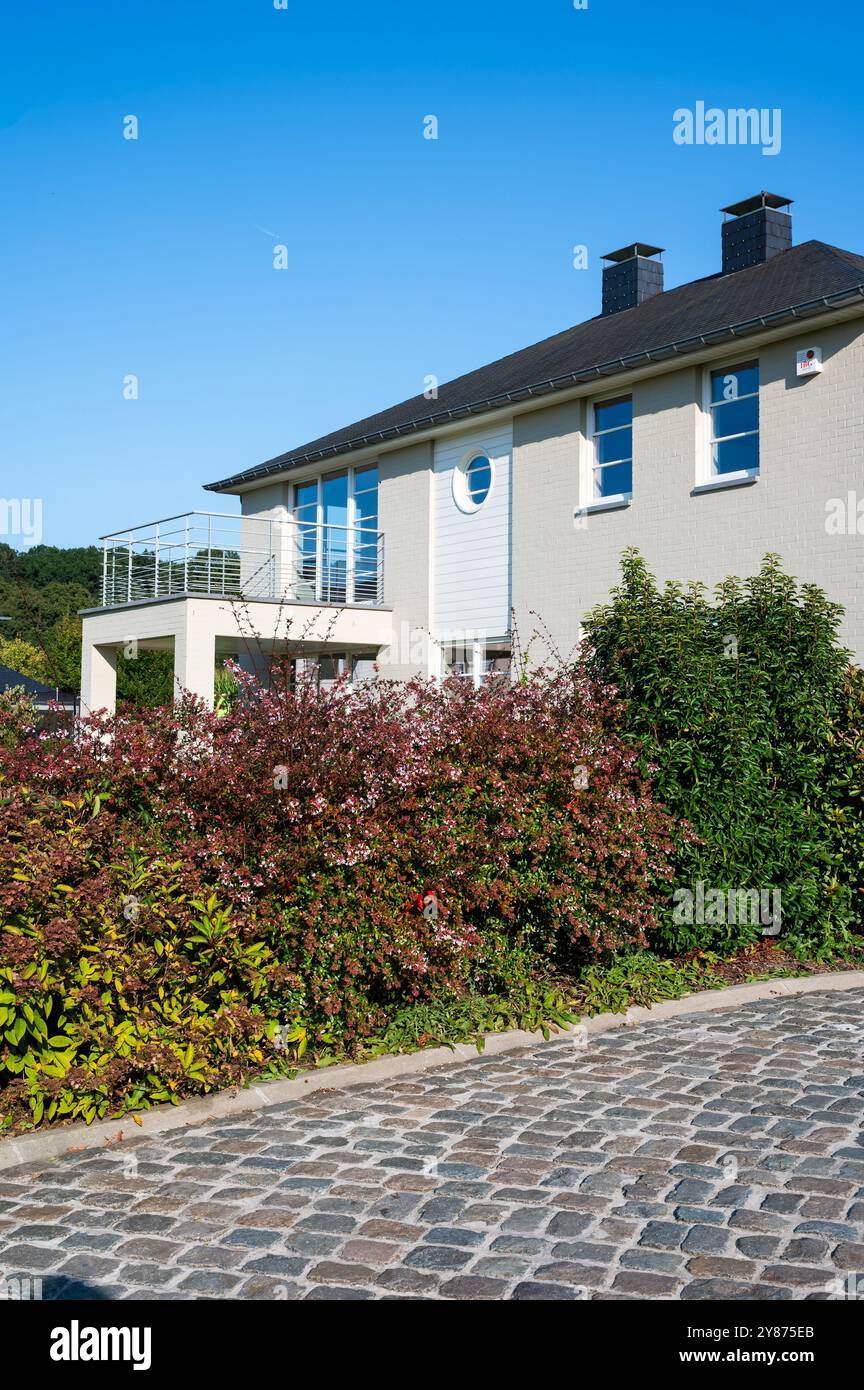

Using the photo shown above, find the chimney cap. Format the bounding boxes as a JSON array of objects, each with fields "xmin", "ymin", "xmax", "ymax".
[
  {"xmin": 720, "ymin": 192, "xmax": 792, "ymax": 219},
  {"xmin": 602, "ymin": 242, "xmax": 664, "ymax": 263}
]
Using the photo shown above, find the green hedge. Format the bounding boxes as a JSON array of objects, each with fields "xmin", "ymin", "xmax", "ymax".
[{"xmin": 584, "ymin": 550, "xmax": 860, "ymax": 955}]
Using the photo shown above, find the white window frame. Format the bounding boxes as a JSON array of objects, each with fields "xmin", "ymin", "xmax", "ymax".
[
  {"xmin": 700, "ymin": 360, "xmax": 760, "ymax": 487},
  {"xmin": 291, "ymin": 463, "xmax": 378, "ymax": 603},
  {"xmin": 580, "ymin": 395, "xmax": 633, "ymax": 511},
  {"xmin": 439, "ymin": 637, "xmax": 511, "ymax": 688},
  {"xmin": 452, "ymin": 448, "xmax": 495, "ymax": 514}
]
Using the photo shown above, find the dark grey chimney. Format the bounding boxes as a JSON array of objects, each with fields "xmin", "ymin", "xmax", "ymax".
[
  {"xmin": 601, "ymin": 243, "xmax": 664, "ymax": 316},
  {"xmin": 721, "ymin": 192, "xmax": 792, "ymax": 274}
]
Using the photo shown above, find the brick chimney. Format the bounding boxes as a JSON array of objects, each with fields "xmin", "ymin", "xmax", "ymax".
[
  {"xmin": 721, "ymin": 192, "xmax": 792, "ymax": 274},
  {"xmin": 601, "ymin": 243, "xmax": 664, "ymax": 316}
]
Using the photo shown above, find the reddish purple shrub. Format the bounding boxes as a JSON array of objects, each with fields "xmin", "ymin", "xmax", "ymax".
[{"xmin": 0, "ymin": 667, "xmax": 678, "ymax": 1128}]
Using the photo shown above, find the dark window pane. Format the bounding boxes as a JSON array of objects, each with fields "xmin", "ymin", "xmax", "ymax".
[
  {"xmin": 354, "ymin": 492, "xmax": 378, "ymax": 530},
  {"xmin": 712, "ymin": 433, "xmax": 760, "ymax": 475},
  {"xmin": 595, "ymin": 461, "xmax": 632, "ymax": 497},
  {"xmin": 445, "ymin": 644, "xmax": 472, "ymax": 676},
  {"xmin": 710, "ymin": 362, "xmax": 758, "ymax": 404},
  {"xmin": 595, "ymin": 397, "xmax": 632, "ymax": 431},
  {"xmin": 711, "ymin": 395, "xmax": 759, "ymax": 440},
  {"xmin": 597, "ymin": 428, "xmax": 632, "ymax": 465},
  {"xmin": 354, "ymin": 465, "xmax": 378, "ymax": 494},
  {"xmin": 322, "ymin": 472, "xmax": 348, "ymax": 528},
  {"xmin": 466, "ymin": 455, "xmax": 492, "ymax": 504},
  {"xmin": 482, "ymin": 648, "xmax": 511, "ymax": 681}
]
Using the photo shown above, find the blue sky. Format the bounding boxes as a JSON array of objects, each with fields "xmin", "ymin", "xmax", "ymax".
[{"xmin": 2, "ymin": 0, "xmax": 863, "ymax": 548}]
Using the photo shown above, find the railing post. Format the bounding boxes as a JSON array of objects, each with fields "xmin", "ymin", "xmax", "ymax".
[
  {"xmin": 207, "ymin": 515, "xmax": 212, "ymax": 595},
  {"xmin": 127, "ymin": 536, "xmax": 132, "ymax": 604},
  {"xmin": 292, "ymin": 513, "xmax": 299, "ymax": 601},
  {"xmin": 154, "ymin": 523, "xmax": 160, "ymax": 598},
  {"xmin": 102, "ymin": 542, "xmax": 108, "ymax": 607},
  {"xmin": 184, "ymin": 516, "xmax": 189, "ymax": 594}
]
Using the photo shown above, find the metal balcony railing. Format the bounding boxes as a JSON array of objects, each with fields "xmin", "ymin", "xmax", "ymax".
[{"xmin": 99, "ymin": 512, "xmax": 385, "ymax": 609}]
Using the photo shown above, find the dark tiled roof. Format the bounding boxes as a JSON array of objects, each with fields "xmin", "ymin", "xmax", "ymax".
[
  {"xmin": 207, "ymin": 240, "xmax": 864, "ymax": 492},
  {"xmin": 0, "ymin": 663, "xmax": 59, "ymax": 699}
]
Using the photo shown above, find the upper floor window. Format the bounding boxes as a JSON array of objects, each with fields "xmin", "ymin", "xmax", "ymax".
[
  {"xmin": 293, "ymin": 464, "xmax": 379, "ymax": 605},
  {"xmin": 592, "ymin": 396, "xmax": 633, "ymax": 501},
  {"xmin": 453, "ymin": 449, "xmax": 494, "ymax": 513},
  {"xmin": 708, "ymin": 362, "xmax": 759, "ymax": 476}
]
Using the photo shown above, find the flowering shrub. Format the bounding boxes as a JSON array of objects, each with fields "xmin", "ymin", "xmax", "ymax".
[{"xmin": 0, "ymin": 666, "xmax": 677, "ymax": 1130}]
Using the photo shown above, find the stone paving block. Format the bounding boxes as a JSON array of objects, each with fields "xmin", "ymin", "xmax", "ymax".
[
  {"xmin": 612, "ymin": 1270, "xmax": 681, "ymax": 1296},
  {"xmin": 240, "ymin": 1276, "xmax": 304, "ymax": 1300},
  {"xmin": 304, "ymin": 1284, "xmax": 373, "ymax": 1300},
  {"xmin": 307, "ymin": 1261, "xmax": 377, "ymax": 1285},
  {"xmin": 762, "ymin": 1263, "xmax": 837, "ymax": 1286},
  {"xmin": 440, "ymin": 1275, "xmax": 508, "ymax": 1299},
  {"xmin": 639, "ymin": 1221, "xmax": 684, "ymax": 1250},
  {"xmin": 680, "ymin": 1279, "xmax": 792, "ymax": 1300},
  {"xmin": 403, "ymin": 1245, "xmax": 472, "ymax": 1271},
  {"xmin": 831, "ymin": 1241, "xmax": 864, "ymax": 1270},
  {"xmin": 681, "ymin": 1224, "xmax": 730, "ymax": 1255},
  {"xmin": 512, "ymin": 1280, "xmax": 583, "ymax": 1300}
]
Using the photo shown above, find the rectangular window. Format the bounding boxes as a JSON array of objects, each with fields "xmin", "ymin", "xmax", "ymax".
[
  {"xmin": 294, "ymin": 480, "xmax": 319, "ymax": 600},
  {"xmin": 352, "ymin": 465, "xmax": 379, "ymax": 604},
  {"xmin": 443, "ymin": 641, "xmax": 512, "ymax": 685},
  {"xmin": 291, "ymin": 466, "xmax": 379, "ymax": 604},
  {"xmin": 444, "ymin": 642, "xmax": 473, "ymax": 678},
  {"xmin": 709, "ymin": 361, "xmax": 759, "ymax": 476},
  {"xmin": 480, "ymin": 644, "xmax": 512, "ymax": 684},
  {"xmin": 592, "ymin": 396, "xmax": 633, "ymax": 500}
]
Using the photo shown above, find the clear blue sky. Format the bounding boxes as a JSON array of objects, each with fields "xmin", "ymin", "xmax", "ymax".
[{"xmin": 2, "ymin": 0, "xmax": 863, "ymax": 548}]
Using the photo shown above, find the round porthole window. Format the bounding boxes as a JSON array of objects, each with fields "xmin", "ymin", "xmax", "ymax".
[{"xmin": 453, "ymin": 451, "xmax": 494, "ymax": 512}]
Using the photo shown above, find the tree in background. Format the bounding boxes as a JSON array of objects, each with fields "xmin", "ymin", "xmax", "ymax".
[
  {"xmin": 0, "ymin": 636, "xmax": 48, "ymax": 682},
  {"xmin": 0, "ymin": 544, "xmax": 99, "ymax": 695}
]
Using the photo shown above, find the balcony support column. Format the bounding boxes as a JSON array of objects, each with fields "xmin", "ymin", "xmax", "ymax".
[
  {"xmin": 173, "ymin": 610, "xmax": 215, "ymax": 709},
  {"xmin": 80, "ymin": 638, "xmax": 118, "ymax": 717}
]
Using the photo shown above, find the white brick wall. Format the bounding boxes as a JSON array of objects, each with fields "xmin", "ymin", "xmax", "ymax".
[
  {"xmin": 376, "ymin": 440, "xmax": 435, "ymax": 679},
  {"xmin": 511, "ymin": 315, "xmax": 864, "ymax": 662}
]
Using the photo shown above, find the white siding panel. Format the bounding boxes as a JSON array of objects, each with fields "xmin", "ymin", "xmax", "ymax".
[{"xmin": 432, "ymin": 423, "xmax": 512, "ymax": 639}]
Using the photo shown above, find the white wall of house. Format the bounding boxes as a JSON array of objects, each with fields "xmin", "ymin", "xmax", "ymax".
[
  {"xmin": 432, "ymin": 422, "xmax": 512, "ymax": 644},
  {"xmin": 376, "ymin": 439, "xmax": 435, "ymax": 680},
  {"xmin": 511, "ymin": 315, "xmax": 864, "ymax": 663}
]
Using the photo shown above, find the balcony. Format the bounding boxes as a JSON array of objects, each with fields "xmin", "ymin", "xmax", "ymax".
[{"xmin": 99, "ymin": 511, "xmax": 385, "ymax": 609}]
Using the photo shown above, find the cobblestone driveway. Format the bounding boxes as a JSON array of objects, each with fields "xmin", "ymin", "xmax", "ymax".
[{"xmin": 2, "ymin": 988, "xmax": 864, "ymax": 1301}]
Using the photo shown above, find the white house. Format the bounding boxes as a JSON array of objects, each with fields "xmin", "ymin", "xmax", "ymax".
[{"xmin": 80, "ymin": 192, "xmax": 864, "ymax": 712}]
